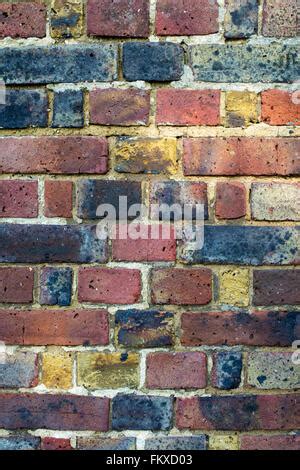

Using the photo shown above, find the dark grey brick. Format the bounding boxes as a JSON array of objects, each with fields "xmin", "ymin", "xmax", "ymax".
[
  {"xmin": 40, "ymin": 267, "xmax": 73, "ymax": 306},
  {"xmin": 212, "ymin": 351, "xmax": 243, "ymax": 390},
  {"xmin": 123, "ymin": 42, "xmax": 184, "ymax": 81},
  {"xmin": 0, "ymin": 89, "xmax": 47, "ymax": 128},
  {"xmin": 224, "ymin": 0, "xmax": 259, "ymax": 39},
  {"xmin": 0, "ymin": 352, "xmax": 37, "ymax": 388},
  {"xmin": 0, "ymin": 436, "xmax": 40, "ymax": 450},
  {"xmin": 145, "ymin": 435, "xmax": 207, "ymax": 450},
  {"xmin": 52, "ymin": 89, "xmax": 84, "ymax": 127}
]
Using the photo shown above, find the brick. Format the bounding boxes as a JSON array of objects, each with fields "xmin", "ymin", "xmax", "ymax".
[
  {"xmin": 0, "ymin": 352, "xmax": 38, "ymax": 388},
  {"xmin": 44, "ymin": 181, "xmax": 73, "ymax": 218},
  {"xmin": 50, "ymin": 0, "xmax": 83, "ymax": 39},
  {"xmin": 224, "ymin": 0, "xmax": 258, "ymax": 39},
  {"xmin": 0, "ymin": 309, "xmax": 109, "ymax": 346},
  {"xmin": 0, "ymin": 394, "xmax": 109, "ymax": 431},
  {"xmin": 262, "ymin": 0, "xmax": 298, "ymax": 37},
  {"xmin": 0, "ymin": 224, "xmax": 107, "ymax": 263},
  {"xmin": 0, "ymin": 2, "xmax": 46, "ymax": 38},
  {"xmin": 115, "ymin": 309, "xmax": 174, "ymax": 348},
  {"xmin": 261, "ymin": 89, "xmax": 300, "ymax": 126},
  {"xmin": 151, "ymin": 268, "xmax": 212, "ymax": 305},
  {"xmin": 0, "ymin": 267, "xmax": 34, "ymax": 303},
  {"xmin": 156, "ymin": 89, "xmax": 220, "ymax": 126},
  {"xmin": 112, "ymin": 394, "xmax": 173, "ymax": 430},
  {"xmin": 247, "ymin": 352, "xmax": 299, "ymax": 390},
  {"xmin": 0, "ymin": 89, "xmax": 48, "ymax": 129},
  {"xmin": 215, "ymin": 182, "xmax": 246, "ymax": 219},
  {"xmin": 175, "ymin": 394, "xmax": 300, "ymax": 430},
  {"xmin": 90, "ymin": 88, "xmax": 150, "ymax": 126},
  {"xmin": 240, "ymin": 434, "xmax": 300, "ymax": 450},
  {"xmin": 40, "ymin": 267, "xmax": 73, "ymax": 306},
  {"xmin": 112, "ymin": 224, "xmax": 176, "ymax": 262},
  {"xmin": 211, "ymin": 351, "xmax": 242, "ymax": 390},
  {"xmin": 113, "ymin": 137, "xmax": 178, "ymax": 174},
  {"xmin": 77, "ymin": 437, "xmax": 136, "ymax": 450},
  {"xmin": 0, "ymin": 180, "xmax": 38, "ymax": 218},
  {"xmin": 41, "ymin": 438, "xmax": 72, "ymax": 450},
  {"xmin": 52, "ymin": 90, "xmax": 84, "ymax": 128},
  {"xmin": 123, "ymin": 42, "xmax": 184, "ymax": 81},
  {"xmin": 150, "ymin": 181, "xmax": 208, "ymax": 220},
  {"xmin": 77, "ymin": 180, "xmax": 142, "ymax": 220},
  {"xmin": 218, "ymin": 268, "xmax": 249, "ymax": 307},
  {"xmin": 0, "ymin": 436, "xmax": 40, "ymax": 450},
  {"xmin": 78, "ymin": 352, "xmax": 139, "ymax": 389},
  {"xmin": 42, "ymin": 348, "xmax": 73, "ymax": 389},
  {"xmin": 78, "ymin": 267, "xmax": 141, "ymax": 304},
  {"xmin": 181, "ymin": 310, "xmax": 300, "ymax": 347},
  {"xmin": 181, "ymin": 226, "xmax": 299, "ymax": 265},
  {"xmin": 189, "ymin": 44, "xmax": 298, "ymax": 82},
  {"xmin": 183, "ymin": 138, "xmax": 299, "ymax": 176},
  {"xmin": 0, "ymin": 45, "xmax": 117, "ymax": 84},
  {"xmin": 253, "ymin": 270, "xmax": 300, "ymax": 306},
  {"xmin": 209, "ymin": 435, "xmax": 239, "ymax": 450},
  {"xmin": 156, "ymin": 0, "xmax": 218, "ymax": 35},
  {"xmin": 87, "ymin": 0, "xmax": 149, "ymax": 37},
  {"xmin": 145, "ymin": 436, "xmax": 207, "ymax": 450},
  {"xmin": 146, "ymin": 352, "xmax": 207, "ymax": 389},
  {"xmin": 251, "ymin": 183, "xmax": 300, "ymax": 221},
  {"xmin": 0, "ymin": 137, "xmax": 108, "ymax": 174},
  {"xmin": 225, "ymin": 91, "xmax": 258, "ymax": 127}
]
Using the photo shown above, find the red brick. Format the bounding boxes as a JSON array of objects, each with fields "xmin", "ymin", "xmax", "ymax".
[
  {"xmin": 151, "ymin": 268, "xmax": 212, "ymax": 305},
  {"xmin": 0, "ymin": 180, "xmax": 38, "ymax": 218},
  {"xmin": 90, "ymin": 88, "xmax": 150, "ymax": 125},
  {"xmin": 41, "ymin": 438, "xmax": 72, "ymax": 451},
  {"xmin": 156, "ymin": 89, "xmax": 220, "ymax": 126},
  {"xmin": 112, "ymin": 224, "xmax": 176, "ymax": 262},
  {"xmin": 0, "ymin": 309, "xmax": 109, "ymax": 346},
  {"xmin": 87, "ymin": 0, "xmax": 149, "ymax": 37},
  {"xmin": 176, "ymin": 394, "xmax": 300, "ymax": 430},
  {"xmin": 0, "ymin": 2, "xmax": 46, "ymax": 38},
  {"xmin": 215, "ymin": 182, "xmax": 246, "ymax": 219},
  {"xmin": 183, "ymin": 138, "xmax": 299, "ymax": 176},
  {"xmin": 44, "ymin": 180, "xmax": 73, "ymax": 218},
  {"xmin": 0, "ymin": 267, "xmax": 34, "ymax": 303},
  {"xmin": 146, "ymin": 352, "xmax": 207, "ymax": 389},
  {"xmin": 253, "ymin": 269, "xmax": 300, "ymax": 306},
  {"xmin": 261, "ymin": 90, "xmax": 300, "ymax": 126},
  {"xmin": 0, "ymin": 137, "xmax": 108, "ymax": 174},
  {"xmin": 156, "ymin": 0, "xmax": 218, "ymax": 35},
  {"xmin": 240, "ymin": 434, "xmax": 300, "ymax": 450},
  {"xmin": 0, "ymin": 394, "xmax": 110, "ymax": 431},
  {"xmin": 181, "ymin": 311, "xmax": 299, "ymax": 347},
  {"xmin": 78, "ymin": 268, "xmax": 141, "ymax": 304}
]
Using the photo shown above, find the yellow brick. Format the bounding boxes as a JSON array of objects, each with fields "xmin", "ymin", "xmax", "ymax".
[
  {"xmin": 219, "ymin": 268, "xmax": 249, "ymax": 307},
  {"xmin": 209, "ymin": 435, "xmax": 239, "ymax": 450},
  {"xmin": 77, "ymin": 352, "xmax": 139, "ymax": 389},
  {"xmin": 50, "ymin": 0, "xmax": 83, "ymax": 39},
  {"xmin": 42, "ymin": 348, "xmax": 73, "ymax": 389},
  {"xmin": 112, "ymin": 137, "xmax": 178, "ymax": 174},
  {"xmin": 225, "ymin": 91, "xmax": 258, "ymax": 127}
]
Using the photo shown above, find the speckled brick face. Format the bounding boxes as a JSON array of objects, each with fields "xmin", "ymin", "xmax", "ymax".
[{"xmin": 0, "ymin": 0, "xmax": 299, "ymax": 451}]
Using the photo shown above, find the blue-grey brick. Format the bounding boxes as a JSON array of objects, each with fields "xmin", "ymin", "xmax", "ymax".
[
  {"xmin": 224, "ymin": 0, "xmax": 258, "ymax": 39},
  {"xmin": 212, "ymin": 351, "xmax": 242, "ymax": 390},
  {"xmin": 0, "ymin": 224, "xmax": 107, "ymax": 263},
  {"xmin": 112, "ymin": 394, "xmax": 173, "ymax": 430},
  {"xmin": 52, "ymin": 89, "xmax": 83, "ymax": 128},
  {"xmin": 0, "ymin": 89, "xmax": 47, "ymax": 129},
  {"xmin": 40, "ymin": 267, "xmax": 73, "ymax": 306},
  {"xmin": 0, "ymin": 436, "xmax": 40, "ymax": 450},
  {"xmin": 181, "ymin": 226, "xmax": 299, "ymax": 265},
  {"xmin": 145, "ymin": 436, "xmax": 207, "ymax": 450},
  {"xmin": 0, "ymin": 352, "xmax": 37, "ymax": 388},
  {"xmin": 77, "ymin": 437, "xmax": 136, "ymax": 450},
  {"xmin": 123, "ymin": 42, "xmax": 184, "ymax": 82},
  {"xmin": 190, "ymin": 44, "xmax": 299, "ymax": 82},
  {"xmin": 0, "ymin": 45, "xmax": 117, "ymax": 84}
]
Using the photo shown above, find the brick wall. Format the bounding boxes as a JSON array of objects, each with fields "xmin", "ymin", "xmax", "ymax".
[{"xmin": 0, "ymin": 0, "xmax": 299, "ymax": 451}]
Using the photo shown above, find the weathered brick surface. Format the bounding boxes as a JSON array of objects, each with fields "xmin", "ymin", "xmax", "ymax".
[
  {"xmin": 211, "ymin": 351, "xmax": 242, "ymax": 390},
  {"xmin": 0, "ymin": 352, "xmax": 38, "ymax": 388},
  {"xmin": 0, "ymin": 267, "xmax": 34, "ymax": 303},
  {"xmin": 0, "ymin": 2, "xmax": 46, "ymax": 38},
  {"xmin": 145, "ymin": 436, "xmax": 207, "ymax": 450},
  {"xmin": 247, "ymin": 352, "xmax": 299, "ymax": 389},
  {"xmin": 261, "ymin": 90, "xmax": 300, "ymax": 125},
  {"xmin": 77, "ymin": 437, "xmax": 136, "ymax": 450},
  {"xmin": 0, "ymin": 436, "xmax": 41, "ymax": 450},
  {"xmin": 40, "ymin": 267, "xmax": 73, "ymax": 306},
  {"xmin": 251, "ymin": 183, "xmax": 300, "ymax": 221},
  {"xmin": 218, "ymin": 268, "xmax": 249, "ymax": 307},
  {"xmin": 0, "ymin": 180, "xmax": 38, "ymax": 218},
  {"xmin": 52, "ymin": 90, "xmax": 84, "ymax": 128},
  {"xmin": 44, "ymin": 180, "xmax": 73, "ymax": 218},
  {"xmin": 50, "ymin": 0, "xmax": 83, "ymax": 39},
  {"xmin": 0, "ymin": 89, "xmax": 48, "ymax": 129},
  {"xmin": 42, "ymin": 349, "xmax": 73, "ymax": 389},
  {"xmin": 224, "ymin": 0, "xmax": 258, "ymax": 39},
  {"xmin": 0, "ymin": 137, "xmax": 108, "ymax": 174},
  {"xmin": 41, "ymin": 437, "xmax": 72, "ymax": 450},
  {"xmin": 215, "ymin": 182, "xmax": 246, "ymax": 219},
  {"xmin": 262, "ymin": 0, "xmax": 298, "ymax": 37},
  {"xmin": 90, "ymin": 88, "xmax": 150, "ymax": 125},
  {"xmin": 240, "ymin": 434, "xmax": 300, "ymax": 450},
  {"xmin": 225, "ymin": 91, "xmax": 258, "ymax": 127},
  {"xmin": 146, "ymin": 352, "xmax": 207, "ymax": 389},
  {"xmin": 253, "ymin": 269, "xmax": 300, "ymax": 305}
]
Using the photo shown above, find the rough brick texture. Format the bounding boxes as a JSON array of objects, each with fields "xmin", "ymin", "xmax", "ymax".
[
  {"xmin": 253, "ymin": 269, "xmax": 300, "ymax": 305},
  {"xmin": 0, "ymin": 181, "xmax": 38, "ymax": 218},
  {"xmin": 0, "ymin": 3, "xmax": 46, "ymax": 38},
  {"xmin": 0, "ymin": 89, "xmax": 48, "ymax": 129},
  {"xmin": 0, "ymin": 267, "xmax": 34, "ymax": 303},
  {"xmin": 44, "ymin": 180, "xmax": 73, "ymax": 218}
]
